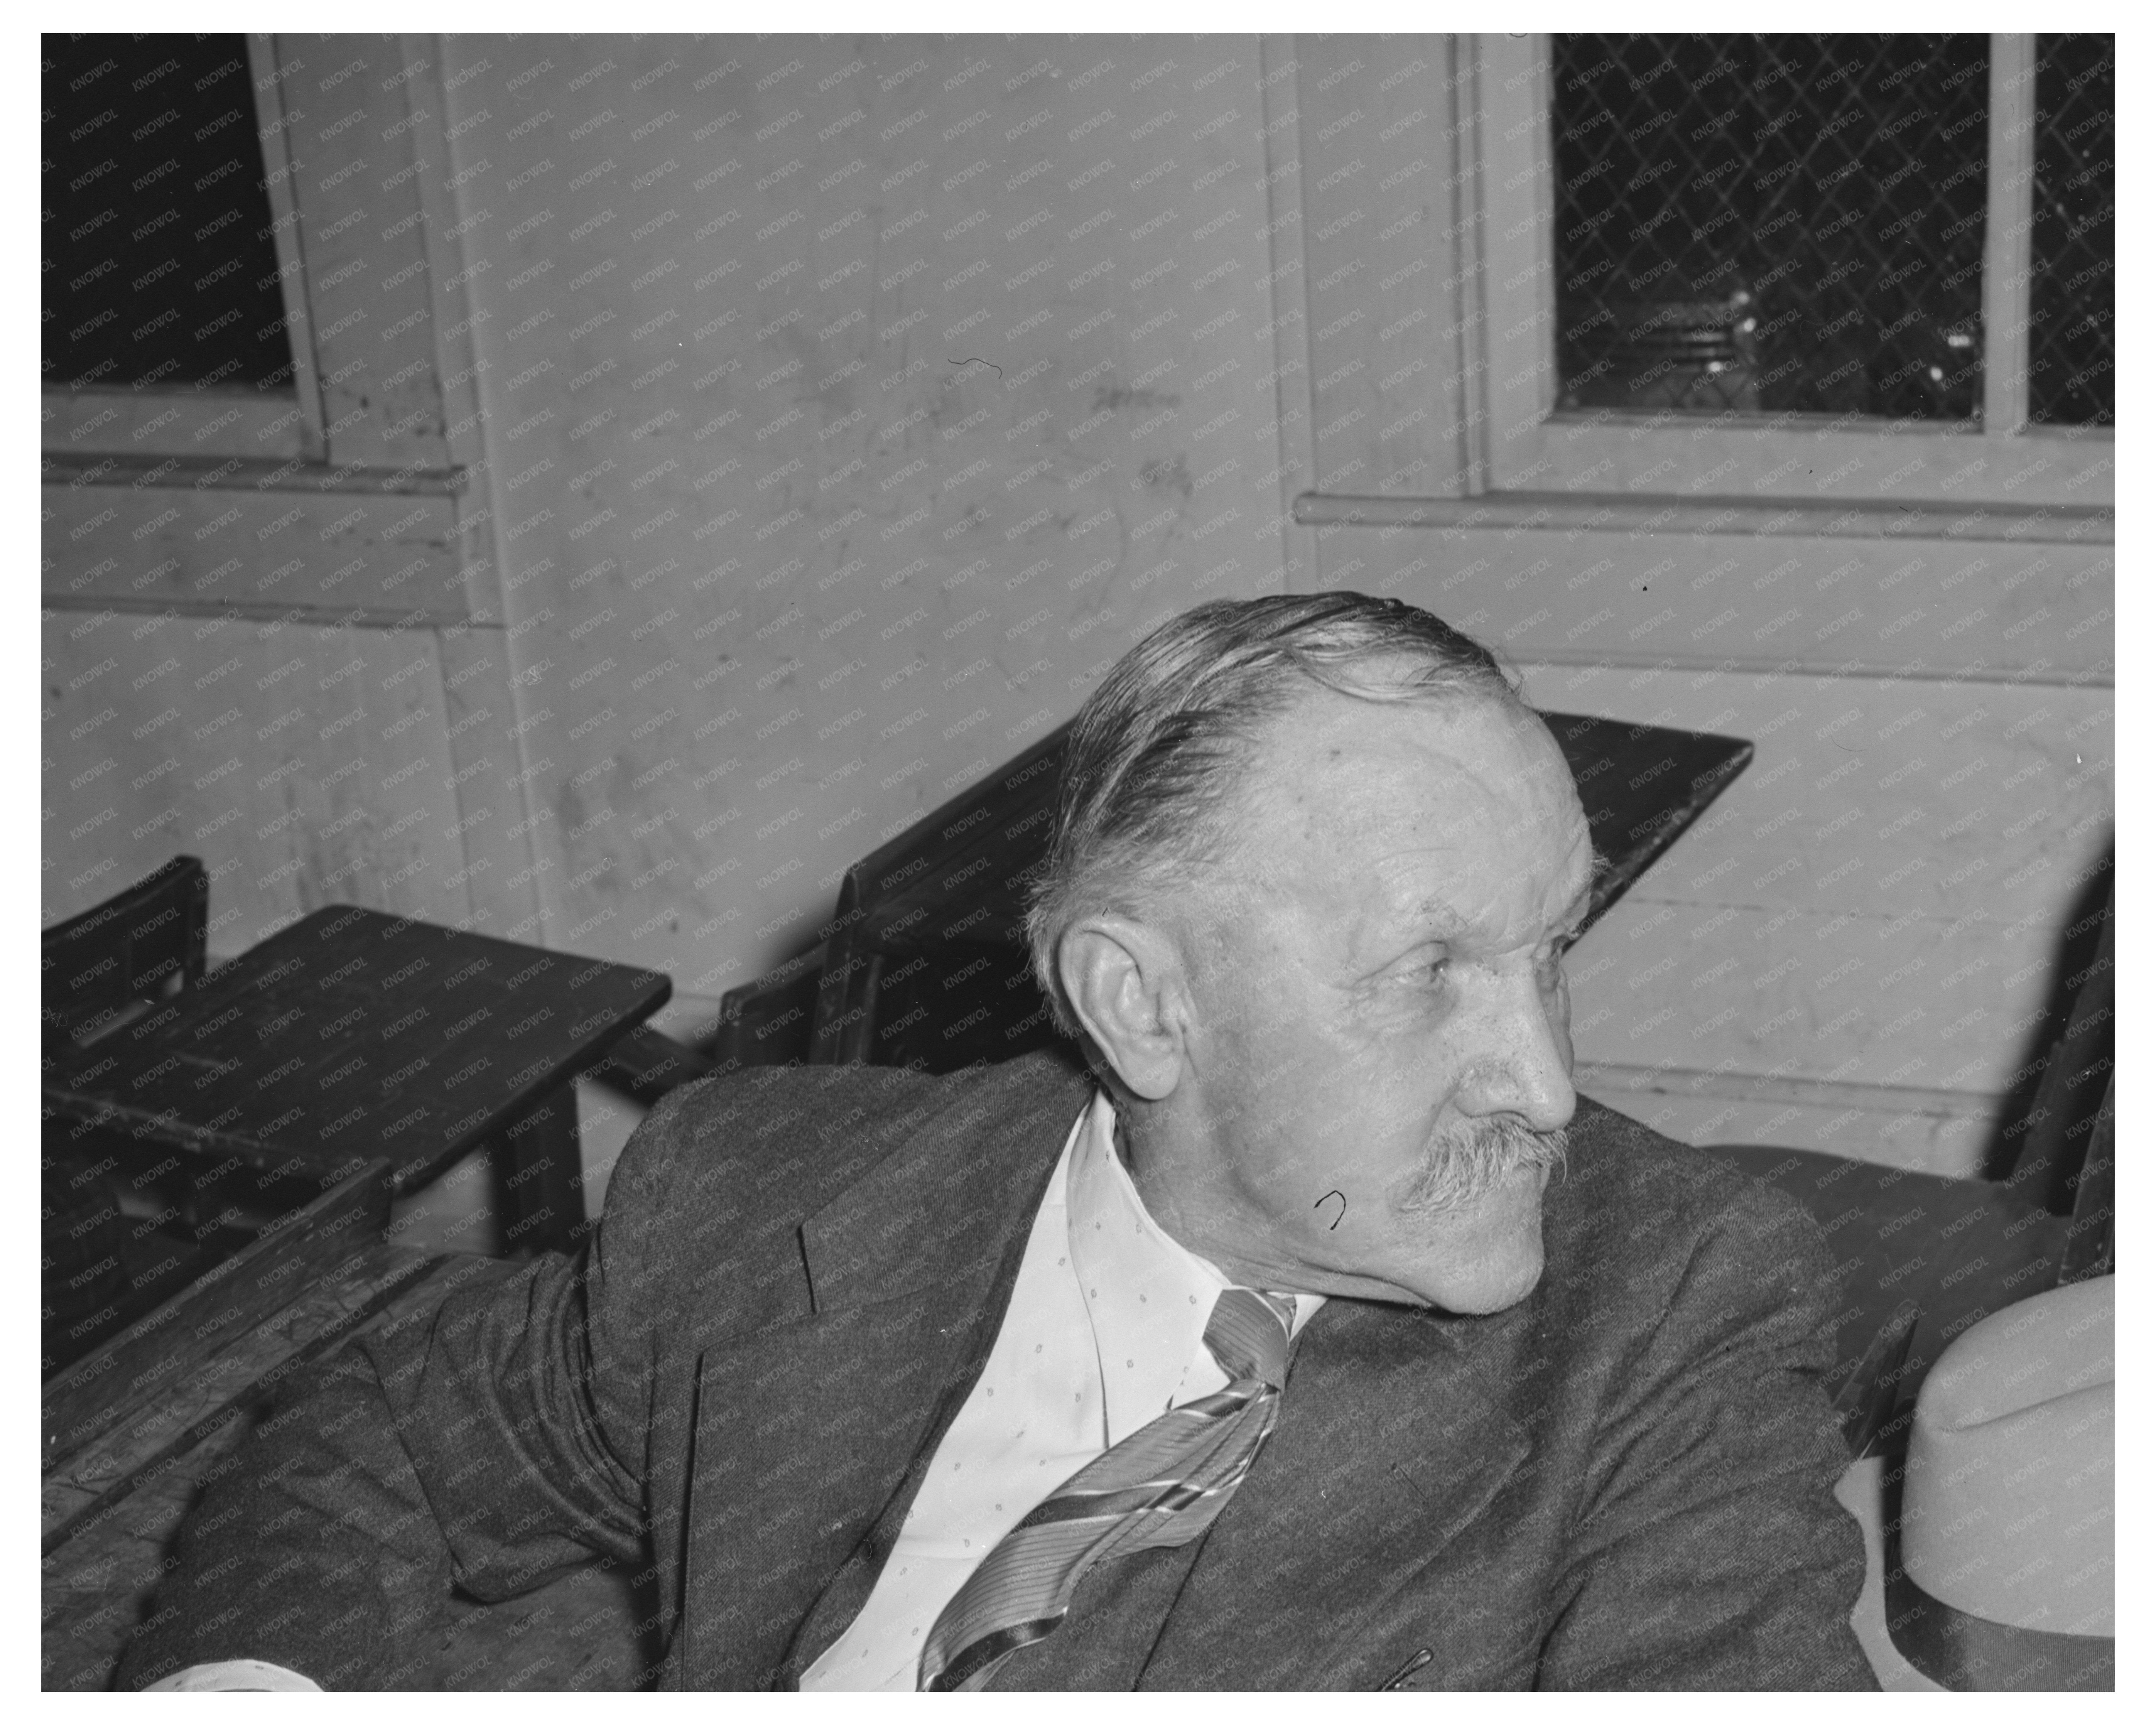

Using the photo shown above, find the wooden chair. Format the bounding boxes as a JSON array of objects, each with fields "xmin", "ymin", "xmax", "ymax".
[
  {"xmin": 589, "ymin": 1024, "xmax": 720, "ymax": 1108},
  {"xmin": 1713, "ymin": 875, "xmax": 2112, "ymax": 1455},
  {"xmin": 42, "ymin": 854, "xmax": 209, "ymax": 1053},
  {"xmin": 707, "ymin": 943, "xmax": 829, "ymax": 1074},
  {"xmin": 42, "ymin": 858, "xmax": 213, "ymax": 1376}
]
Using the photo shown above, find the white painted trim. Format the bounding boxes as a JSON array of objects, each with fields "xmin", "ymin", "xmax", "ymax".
[
  {"xmin": 40, "ymin": 593, "xmax": 469, "ymax": 631},
  {"xmin": 1292, "ymin": 488, "xmax": 2110, "ymax": 546},
  {"xmin": 430, "ymin": 33, "xmax": 553, "ymax": 949},
  {"xmin": 1260, "ymin": 34, "xmax": 1317, "ymax": 594},
  {"xmin": 1472, "ymin": 32, "xmax": 1557, "ymax": 478},
  {"xmin": 247, "ymin": 33, "xmax": 326, "ymax": 460},
  {"xmin": 42, "ymin": 450, "xmax": 464, "ymax": 495},
  {"xmin": 41, "ymin": 389, "xmax": 310, "ymax": 462},
  {"xmin": 1484, "ymin": 645, "xmax": 2106, "ymax": 691},
  {"xmin": 1982, "ymin": 35, "xmax": 2038, "ymax": 436},
  {"xmin": 1576, "ymin": 1059, "xmax": 2001, "ymax": 1122},
  {"xmin": 1453, "ymin": 32, "xmax": 1496, "ymax": 498}
]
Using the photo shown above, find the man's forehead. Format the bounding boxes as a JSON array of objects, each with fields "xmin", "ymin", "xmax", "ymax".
[
  {"xmin": 1247, "ymin": 688, "xmax": 1576, "ymax": 827},
  {"xmin": 1369, "ymin": 811, "xmax": 1595, "ymax": 927},
  {"xmin": 1227, "ymin": 688, "xmax": 1590, "ymax": 925}
]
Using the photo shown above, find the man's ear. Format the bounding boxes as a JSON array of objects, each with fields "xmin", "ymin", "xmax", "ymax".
[{"xmin": 1057, "ymin": 913, "xmax": 1190, "ymax": 1102}]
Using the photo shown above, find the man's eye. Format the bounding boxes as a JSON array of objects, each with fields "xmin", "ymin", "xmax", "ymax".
[{"xmin": 1400, "ymin": 952, "xmax": 1448, "ymax": 986}]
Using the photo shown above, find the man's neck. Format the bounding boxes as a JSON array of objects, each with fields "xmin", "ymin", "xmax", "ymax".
[{"xmin": 1113, "ymin": 1096, "xmax": 1280, "ymax": 1294}]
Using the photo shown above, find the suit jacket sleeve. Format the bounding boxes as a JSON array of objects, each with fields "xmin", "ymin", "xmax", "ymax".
[
  {"xmin": 1536, "ymin": 1175, "xmax": 1876, "ymax": 1690},
  {"xmin": 114, "ymin": 1081, "xmax": 709, "ymax": 1691}
]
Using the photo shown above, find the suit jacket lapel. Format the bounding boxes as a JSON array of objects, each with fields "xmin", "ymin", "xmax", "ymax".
[
  {"xmin": 766, "ymin": 1296, "xmax": 999, "ymax": 1691},
  {"xmin": 679, "ymin": 1057, "xmax": 1092, "ymax": 1689},
  {"xmin": 1138, "ymin": 1298, "xmax": 1532, "ymax": 1690}
]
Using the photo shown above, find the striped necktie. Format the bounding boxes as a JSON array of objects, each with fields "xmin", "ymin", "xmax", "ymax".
[{"xmin": 915, "ymin": 1286, "xmax": 1297, "ymax": 1691}]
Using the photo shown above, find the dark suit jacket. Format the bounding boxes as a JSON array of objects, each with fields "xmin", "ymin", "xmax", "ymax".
[{"xmin": 119, "ymin": 1050, "xmax": 1872, "ymax": 1690}]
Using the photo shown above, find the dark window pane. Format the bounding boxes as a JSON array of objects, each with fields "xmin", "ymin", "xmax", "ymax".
[
  {"xmin": 43, "ymin": 33, "xmax": 295, "ymax": 392},
  {"xmin": 1551, "ymin": 35, "xmax": 1989, "ymax": 422},
  {"xmin": 2029, "ymin": 34, "xmax": 2113, "ymax": 427}
]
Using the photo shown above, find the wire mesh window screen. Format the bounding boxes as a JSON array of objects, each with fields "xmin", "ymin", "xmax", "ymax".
[
  {"xmin": 1550, "ymin": 35, "xmax": 1989, "ymax": 422},
  {"xmin": 2029, "ymin": 34, "xmax": 2113, "ymax": 427}
]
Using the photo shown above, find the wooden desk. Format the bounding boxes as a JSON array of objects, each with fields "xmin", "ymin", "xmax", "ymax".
[
  {"xmin": 768, "ymin": 711, "xmax": 1751, "ymax": 1072},
  {"xmin": 43, "ymin": 908, "xmax": 671, "ymax": 1259}
]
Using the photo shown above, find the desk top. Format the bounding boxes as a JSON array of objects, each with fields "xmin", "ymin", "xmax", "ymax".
[
  {"xmin": 43, "ymin": 907, "xmax": 670, "ymax": 1192},
  {"xmin": 834, "ymin": 711, "xmax": 1753, "ymax": 956}
]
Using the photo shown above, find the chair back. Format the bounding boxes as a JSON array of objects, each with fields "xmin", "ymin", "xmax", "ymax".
[
  {"xmin": 2014, "ymin": 886, "xmax": 2113, "ymax": 1217},
  {"xmin": 42, "ymin": 856, "xmax": 209, "ymax": 1054}
]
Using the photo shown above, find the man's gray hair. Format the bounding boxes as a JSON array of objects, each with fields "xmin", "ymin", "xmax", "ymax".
[{"xmin": 1025, "ymin": 591, "xmax": 1522, "ymax": 1036}]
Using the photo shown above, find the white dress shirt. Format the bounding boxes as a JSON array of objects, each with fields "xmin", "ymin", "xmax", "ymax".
[
  {"xmin": 151, "ymin": 1089, "xmax": 1318, "ymax": 1693},
  {"xmin": 800, "ymin": 1088, "xmax": 1322, "ymax": 1690}
]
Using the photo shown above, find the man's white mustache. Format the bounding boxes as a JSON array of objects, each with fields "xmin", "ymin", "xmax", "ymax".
[{"xmin": 1399, "ymin": 1116, "xmax": 1568, "ymax": 1215}]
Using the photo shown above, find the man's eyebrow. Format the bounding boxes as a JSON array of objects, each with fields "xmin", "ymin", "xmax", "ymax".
[
  {"xmin": 1555, "ymin": 852, "xmax": 1607, "ymax": 935},
  {"xmin": 1396, "ymin": 851, "xmax": 1604, "ymax": 942},
  {"xmin": 1398, "ymin": 898, "xmax": 1467, "ymax": 939}
]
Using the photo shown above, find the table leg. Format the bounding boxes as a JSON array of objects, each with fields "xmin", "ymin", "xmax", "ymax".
[{"xmin": 496, "ymin": 1085, "xmax": 587, "ymax": 1259}]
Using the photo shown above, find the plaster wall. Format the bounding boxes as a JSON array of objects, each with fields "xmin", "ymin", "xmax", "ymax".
[{"xmin": 437, "ymin": 33, "xmax": 1302, "ymax": 997}]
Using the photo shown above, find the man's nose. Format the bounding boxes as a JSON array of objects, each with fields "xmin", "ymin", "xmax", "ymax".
[{"xmin": 1450, "ymin": 967, "xmax": 1576, "ymax": 1134}]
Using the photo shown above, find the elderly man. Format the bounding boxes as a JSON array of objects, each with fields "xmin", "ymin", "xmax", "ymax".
[{"xmin": 123, "ymin": 593, "xmax": 1870, "ymax": 1691}]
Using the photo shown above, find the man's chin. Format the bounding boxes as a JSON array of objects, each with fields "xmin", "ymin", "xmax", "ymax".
[
  {"xmin": 1424, "ymin": 1239, "xmax": 1545, "ymax": 1313},
  {"xmin": 1402, "ymin": 1178, "xmax": 1548, "ymax": 1313}
]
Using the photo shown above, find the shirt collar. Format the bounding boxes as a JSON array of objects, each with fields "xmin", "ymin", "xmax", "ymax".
[{"xmin": 1064, "ymin": 1089, "xmax": 1324, "ymax": 1445}]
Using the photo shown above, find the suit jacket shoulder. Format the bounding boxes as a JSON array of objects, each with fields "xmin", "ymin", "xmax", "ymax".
[
  {"xmin": 595, "ymin": 1050, "xmax": 1093, "ymax": 1334},
  {"xmin": 1487, "ymin": 1096, "xmax": 1866, "ymax": 1688},
  {"xmin": 1541, "ymin": 1095, "xmax": 1842, "ymax": 1361}
]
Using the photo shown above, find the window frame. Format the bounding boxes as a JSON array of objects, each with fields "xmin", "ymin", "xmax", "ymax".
[{"xmin": 1461, "ymin": 32, "xmax": 2112, "ymax": 517}]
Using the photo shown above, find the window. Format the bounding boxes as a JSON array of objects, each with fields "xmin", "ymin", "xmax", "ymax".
[
  {"xmin": 2027, "ymin": 34, "xmax": 2113, "ymax": 427},
  {"xmin": 1464, "ymin": 34, "xmax": 2112, "ymax": 518},
  {"xmin": 45, "ymin": 34, "xmax": 293, "ymax": 391},
  {"xmin": 1550, "ymin": 35, "xmax": 1988, "ymax": 424},
  {"xmin": 42, "ymin": 32, "xmax": 320, "ymax": 462}
]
